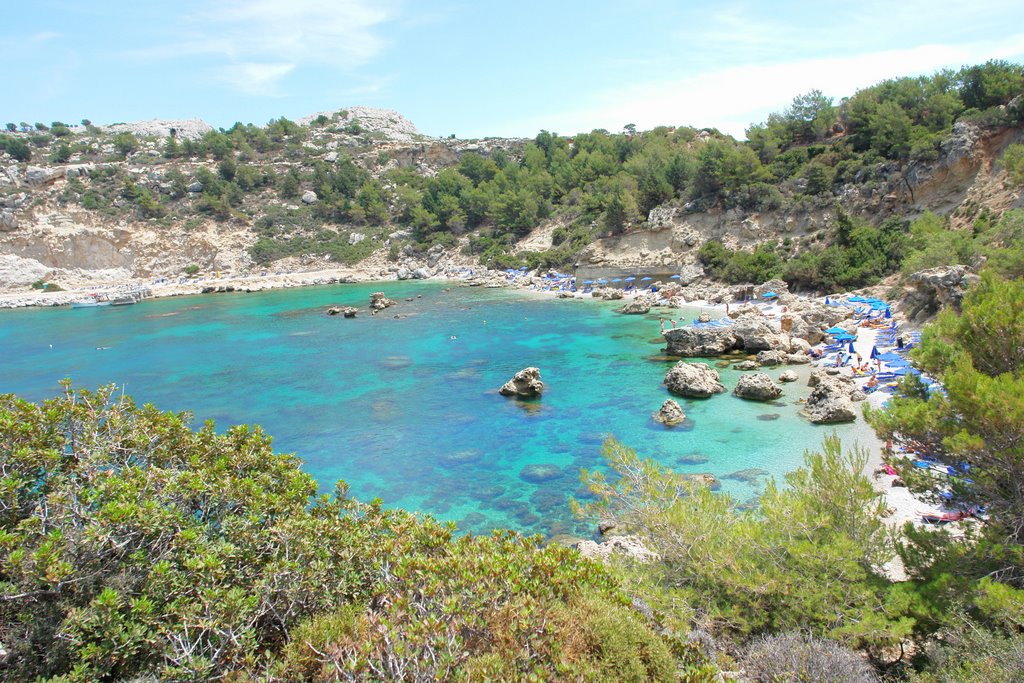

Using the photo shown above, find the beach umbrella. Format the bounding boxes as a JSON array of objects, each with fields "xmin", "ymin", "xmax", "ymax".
[
  {"xmin": 884, "ymin": 308, "xmax": 892, "ymax": 319},
  {"xmin": 597, "ymin": 278, "xmax": 608, "ymax": 284},
  {"xmin": 624, "ymin": 276, "xmax": 635, "ymax": 282},
  {"xmin": 518, "ymin": 266, "xmax": 528, "ymax": 270},
  {"xmin": 849, "ymin": 296, "xmax": 866, "ymax": 302},
  {"xmin": 885, "ymin": 359, "xmax": 911, "ymax": 368},
  {"xmin": 848, "ymin": 341, "xmax": 856, "ymax": 353},
  {"xmin": 670, "ymin": 274, "xmax": 681, "ymax": 279},
  {"xmin": 888, "ymin": 367, "xmax": 910, "ymax": 376},
  {"xmin": 612, "ymin": 278, "xmax": 622, "ymax": 283},
  {"xmin": 583, "ymin": 280, "xmax": 594, "ymax": 285},
  {"xmin": 641, "ymin": 277, "xmax": 652, "ymax": 281},
  {"xmin": 825, "ymin": 296, "xmax": 831, "ymax": 304},
  {"xmin": 875, "ymin": 352, "xmax": 903, "ymax": 362},
  {"xmin": 825, "ymin": 326, "xmax": 847, "ymax": 335},
  {"xmin": 870, "ymin": 345, "xmax": 879, "ymax": 359},
  {"xmin": 762, "ymin": 291, "xmax": 777, "ymax": 298},
  {"xmin": 834, "ymin": 333, "xmax": 856, "ymax": 341}
]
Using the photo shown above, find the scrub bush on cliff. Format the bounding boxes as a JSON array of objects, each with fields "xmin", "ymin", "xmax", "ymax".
[
  {"xmin": 575, "ymin": 437, "xmax": 916, "ymax": 658},
  {"xmin": 0, "ymin": 384, "xmax": 685, "ymax": 681}
]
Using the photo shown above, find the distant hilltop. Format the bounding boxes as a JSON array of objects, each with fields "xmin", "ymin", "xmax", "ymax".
[
  {"xmin": 84, "ymin": 107, "xmax": 424, "ymax": 143},
  {"xmin": 100, "ymin": 119, "xmax": 215, "ymax": 141},
  {"xmin": 294, "ymin": 106, "xmax": 424, "ymax": 143}
]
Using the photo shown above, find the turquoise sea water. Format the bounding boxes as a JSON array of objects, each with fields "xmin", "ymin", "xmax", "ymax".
[{"xmin": 0, "ymin": 282, "xmax": 877, "ymax": 537}]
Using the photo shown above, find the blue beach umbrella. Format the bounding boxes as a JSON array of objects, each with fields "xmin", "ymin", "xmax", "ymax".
[
  {"xmin": 884, "ymin": 308, "xmax": 892, "ymax": 319},
  {"xmin": 885, "ymin": 359, "xmax": 912, "ymax": 368},
  {"xmin": 624, "ymin": 276, "xmax": 635, "ymax": 282},
  {"xmin": 848, "ymin": 341, "xmax": 856, "ymax": 353},
  {"xmin": 834, "ymin": 333, "xmax": 856, "ymax": 341},
  {"xmin": 875, "ymin": 352, "xmax": 903, "ymax": 362},
  {"xmin": 670, "ymin": 274, "xmax": 681, "ymax": 279},
  {"xmin": 597, "ymin": 278, "xmax": 608, "ymax": 284},
  {"xmin": 612, "ymin": 278, "xmax": 622, "ymax": 283},
  {"xmin": 870, "ymin": 346, "xmax": 879, "ymax": 359},
  {"xmin": 583, "ymin": 280, "xmax": 594, "ymax": 285},
  {"xmin": 641, "ymin": 277, "xmax": 652, "ymax": 281},
  {"xmin": 762, "ymin": 291, "xmax": 777, "ymax": 298},
  {"xmin": 825, "ymin": 326, "xmax": 847, "ymax": 335}
]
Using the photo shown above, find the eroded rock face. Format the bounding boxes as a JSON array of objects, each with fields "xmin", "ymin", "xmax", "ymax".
[
  {"xmin": 778, "ymin": 370, "xmax": 799, "ymax": 383},
  {"xmin": 663, "ymin": 325, "xmax": 735, "ymax": 356},
  {"xmin": 0, "ymin": 210, "xmax": 17, "ymax": 232},
  {"xmin": 733, "ymin": 372, "xmax": 784, "ymax": 401},
  {"xmin": 905, "ymin": 265, "xmax": 980, "ymax": 319},
  {"xmin": 593, "ymin": 287, "xmax": 624, "ymax": 300},
  {"xmin": 653, "ymin": 399, "xmax": 686, "ymax": 426},
  {"xmin": 756, "ymin": 349, "xmax": 788, "ymax": 366},
  {"xmin": 664, "ymin": 362, "xmax": 726, "ymax": 398},
  {"xmin": 500, "ymin": 367, "xmax": 544, "ymax": 398}
]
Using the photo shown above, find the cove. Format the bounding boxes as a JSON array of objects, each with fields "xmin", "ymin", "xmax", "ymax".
[{"xmin": 0, "ymin": 281, "xmax": 877, "ymax": 538}]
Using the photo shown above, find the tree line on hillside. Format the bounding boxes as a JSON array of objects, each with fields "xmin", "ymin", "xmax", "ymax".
[{"xmin": 3, "ymin": 60, "xmax": 1021, "ymax": 277}]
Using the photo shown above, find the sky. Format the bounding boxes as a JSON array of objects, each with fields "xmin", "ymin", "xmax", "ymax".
[{"xmin": 4, "ymin": 1, "xmax": 1024, "ymax": 140}]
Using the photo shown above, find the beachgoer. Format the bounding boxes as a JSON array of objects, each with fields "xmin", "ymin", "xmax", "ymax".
[
  {"xmin": 659, "ymin": 319, "xmax": 665, "ymax": 334},
  {"xmin": 866, "ymin": 376, "xmax": 878, "ymax": 389},
  {"xmin": 725, "ymin": 303, "xmax": 730, "ymax": 315},
  {"xmin": 897, "ymin": 335, "xmax": 905, "ymax": 349},
  {"xmin": 671, "ymin": 319, "xmax": 678, "ymax": 329}
]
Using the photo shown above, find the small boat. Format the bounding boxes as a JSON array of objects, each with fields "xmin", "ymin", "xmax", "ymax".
[
  {"xmin": 71, "ymin": 293, "xmax": 111, "ymax": 308},
  {"xmin": 109, "ymin": 297, "xmax": 136, "ymax": 306},
  {"xmin": 71, "ymin": 299, "xmax": 111, "ymax": 309}
]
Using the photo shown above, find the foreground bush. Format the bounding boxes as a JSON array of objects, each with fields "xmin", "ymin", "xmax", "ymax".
[
  {"xmin": 742, "ymin": 632, "xmax": 878, "ymax": 683},
  {"xmin": 0, "ymin": 384, "xmax": 689, "ymax": 681}
]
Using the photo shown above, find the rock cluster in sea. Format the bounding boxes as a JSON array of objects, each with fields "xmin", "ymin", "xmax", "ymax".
[
  {"xmin": 801, "ymin": 369, "xmax": 866, "ymax": 424},
  {"xmin": 499, "ymin": 367, "xmax": 545, "ymax": 398},
  {"xmin": 663, "ymin": 362, "xmax": 726, "ymax": 398},
  {"xmin": 653, "ymin": 399, "xmax": 686, "ymax": 426},
  {"xmin": 733, "ymin": 373, "xmax": 784, "ymax": 401}
]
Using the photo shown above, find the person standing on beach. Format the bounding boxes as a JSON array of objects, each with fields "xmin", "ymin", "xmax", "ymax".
[{"xmin": 659, "ymin": 319, "xmax": 666, "ymax": 334}]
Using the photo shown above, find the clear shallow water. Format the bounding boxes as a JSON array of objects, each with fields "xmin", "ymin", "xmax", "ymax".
[{"xmin": 0, "ymin": 282, "xmax": 874, "ymax": 537}]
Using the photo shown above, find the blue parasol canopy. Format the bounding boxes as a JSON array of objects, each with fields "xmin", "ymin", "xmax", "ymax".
[
  {"xmin": 612, "ymin": 278, "xmax": 622, "ymax": 282},
  {"xmin": 870, "ymin": 345, "xmax": 879, "ymax": 359},
  {"xmin": 670, "ymin": 274, "xmax": 681, "ymax": 279},
  {"xmin": 825, "ymin": 326, "xmax": 847, "ymax": 335},
  {"xmin": 834, "ymin": 333, "xmax": 856, "ymax": 341},
  {"xmin": 583, "ymin": 280, "xmax": 594, "ymax": 284},
  {"xmin": 762, "ymin": 291, "xmax": 778, "ymax": 298},
  {"xmin": 885, "ymin": 359, "xmax": 912, "ymax": 368},
  {"xmin": 884, "ymin": 308, "xmax": 892, "ymax": 319},
  {"xmin": 875, "ymin": 352, "xmax": 903, "ymax": 362},
  {"xmin": 848, "ymin": 341, "xmax": 856, "ymax": 353},
  {"xmin": 597, "ymin": 278, "xmax": 608, "ymax": 284},
  {"xmin": 848, "ymin": 296, "xmax": 867, "ymax": 302},
  {"xmin": 624, "ymin": 276, "xmax": 635, "ymax": 281},
  {"xmin": 641, "ymin": 276, "xmax": 652, "ymax": 281}
]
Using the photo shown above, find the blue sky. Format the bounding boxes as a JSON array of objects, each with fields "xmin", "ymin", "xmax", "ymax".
[{"xmin": 4, "ymin": 1, "xmax": 1024, "ymax": 139}]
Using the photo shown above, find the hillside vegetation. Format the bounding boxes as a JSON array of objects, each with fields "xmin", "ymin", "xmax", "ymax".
[{"xmin": 1, "ymin": 61, "xmax": 1022, "ymax": 291}]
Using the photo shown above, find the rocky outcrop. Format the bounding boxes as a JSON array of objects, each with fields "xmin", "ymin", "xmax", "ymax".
[
  {"xmin": 575, "ymin": 535, "xmax": 660, "ymax": 563},
  {"xmin": 664, "ymin": 362, "xmax": 726, "ymax": 398},
  {"xmin": 0, "ymin": 210, "xmax": 17, "ymax": 232},
  {"xmin": 733, "ymin": 373, "xmax": 783, "ymax": 401},
  {"xmin": 593, "ymin": 287, "xmax": 624, "ymax": 300},
  {"xmin": 653, "ymin": 399, "xmax": 686, "ymax": 426},
  {"xmin": 734, "ymin": 360, "xmax": 759, "ymax": 370},
  {"xmin": 756, "ymin": 349, "xmax": 787, "ymax": 366},
  {"xmin": 369, "ymin": 291, "xmax": 395, "ymax": 312},
  {"xmin": 778, "ymin": 370, "xmax": 798, "ymax": 383},
  {"xmin": 25, "ymin": 166, "xmax": 64, "ymax": 186},
  {"xmin": 904, "ymin": 265, "xmax": 981, "ymax": 320},
  {"xmin": 803, "ymin": 369, "xmax": 861, "ymax": 424},
  {"xmin": 663, "ymin": 314, "xmax": 787, "ymax": 357},
  {"xmin": 327, "ymin": 306, "xmax": 358, "ymax": 317},
  {"xmin": 499, "ymin": 367, "xmax": 544, "ymax": 398},
  {"xmin": 301, "ymin": 190, "xmax": 318, "ymax": 204},
  {"xmin": 618, "ymin": 294, "xmax": 655, "ymax": 314}
]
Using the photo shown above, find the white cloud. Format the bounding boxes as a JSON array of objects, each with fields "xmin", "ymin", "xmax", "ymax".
[
  {"xmin": 142, "ymin": 0, "xmax": 399, "ymax": 96},
  {"xmin": 500, "ymin": 36, "xmax": 1024, "ymax": 139},
  {"xmin": 218, "ymin": 62, "xmax": 296, "ymax": 96}
]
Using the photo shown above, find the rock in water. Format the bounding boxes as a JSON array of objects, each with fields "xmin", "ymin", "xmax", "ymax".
[
  {"xmin": 617, "ymin": 295, "xmax": 653, "ymax": 314},
  {"xmin": 500, "ymin": 367, "xmax": 544, "ymax": 398},
  {"xmin": 733, "ymin": 373, "xmax": 784, "ymax": 401},
  {"xmin": 802, "ymin": 370, "xmax": 858, "ymax": 423},
  {"xmin": 653, "ymin": 399, "xmax": 686, "ymax": 426},
  {"xmin": 369, "ymin": 291, "xmax": 395, "ymax": 312},
  {"xmin": 778, "ymin": 370, "xmax": 798, "ymax": 383},
  {"xmin": 734, "ymin": 360, "xmax": 759, "ymax": 371},
  {"xmin": 663, "ymin": 362, "xmax": 726, "ymax": 398}
]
